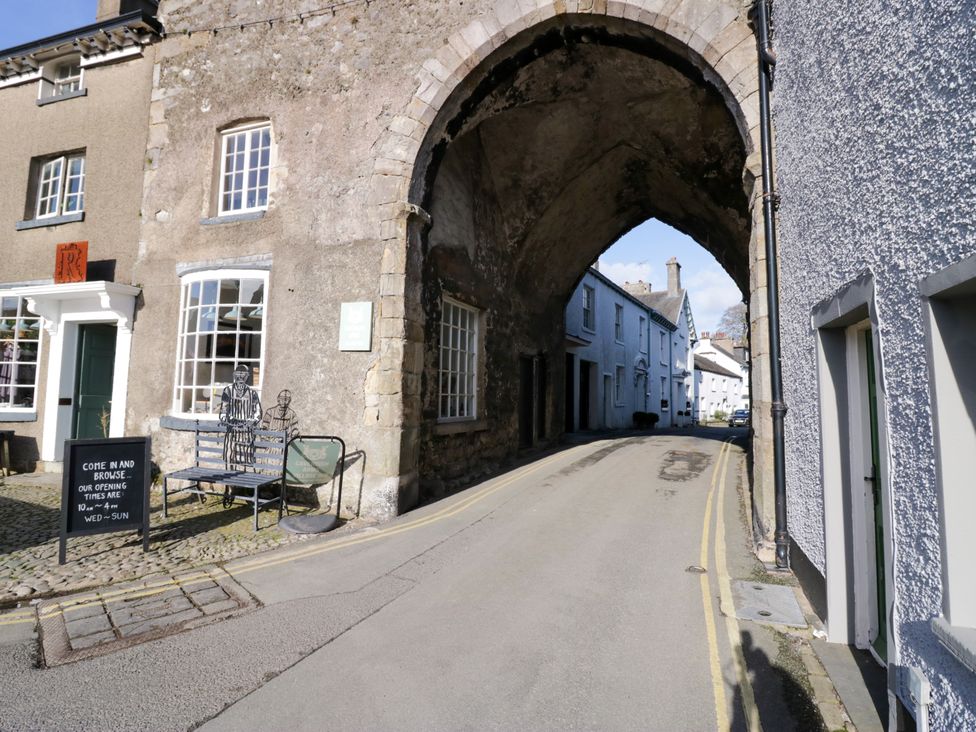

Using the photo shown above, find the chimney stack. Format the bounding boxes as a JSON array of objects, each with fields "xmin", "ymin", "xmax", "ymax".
[
  {"xmin": 666, "ymin": 257, "xmax": 681, "ymax": 295},
  {"xmin": 96, "ymin": 0, "xmax": 158, "ymax": 21},
  {"xmin": 623, "ymin": 280, "xmax": 651, "ymax": 296}
]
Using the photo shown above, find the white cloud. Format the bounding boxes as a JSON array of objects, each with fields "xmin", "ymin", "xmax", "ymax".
[
  {"xmin": 598, "ymin": 260, "xmax": 654, "ymax": 288},
  {"xmin": 684, "ymin": 268, "xmax": 744, "ymax": 334}
]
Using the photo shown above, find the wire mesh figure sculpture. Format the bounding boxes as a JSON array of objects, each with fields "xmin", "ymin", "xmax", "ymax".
[
  {"xmin": 261, "ymin": 389, "xmax": 299, "ymax": 439},
  {"xmin": 220, "ymin": 364, "xmax": 262, "ymax": 470}
]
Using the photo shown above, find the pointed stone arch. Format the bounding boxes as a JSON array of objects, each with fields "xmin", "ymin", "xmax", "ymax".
[{"xmin": 362, "ymin": 0, "xmax": 775, "ymax": 537}]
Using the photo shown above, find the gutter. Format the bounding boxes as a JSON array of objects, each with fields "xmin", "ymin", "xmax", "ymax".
[
  {"xmin": 0, "ymin": 11, "xmax": 162, "ymax": 63},
  {"xmin": 752, "ymin": 0, "xmax": 791, "ymax": 569}
]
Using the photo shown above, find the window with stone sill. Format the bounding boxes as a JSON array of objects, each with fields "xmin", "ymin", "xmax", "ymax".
[
  {"xmin": 38, "ymin": 57, "xmax": 84, "ymax": 100},
  {"xmin": 614, "ymin": 304, "xmax": 624, "ymax": 342},
  {"xmin": 0, "ymin": 295, "xmax": 42, "ymax": 411},
  {"xmin": 218, "ymin": 121, "xmax": 272, "ymax": 216},
  {"xmin": 172, "ymin": 270, "xmax": 268, "ymax": 417},
  {"xmin": 438, "ymin": 297, "xmax": 479, "ymax": 422}
]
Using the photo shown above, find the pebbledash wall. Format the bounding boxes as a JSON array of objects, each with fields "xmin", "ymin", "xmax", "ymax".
[{"xmin": 774, "ymin": 0, "xmax": 976, "ymax": 726}]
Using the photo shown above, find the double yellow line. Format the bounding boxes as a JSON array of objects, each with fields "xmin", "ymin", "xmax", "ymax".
[
  {"xmin": 0, "ymin": 441, "xmax": 592, "ymax": 629},
  {"xmin": 699, "ymin": 439, "xmax": 761, "ymax": 732}
]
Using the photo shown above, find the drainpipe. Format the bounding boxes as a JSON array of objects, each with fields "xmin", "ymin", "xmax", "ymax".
[{"xmin": 753, "ymin": 0, "xmax": 790, "ymax": 570}]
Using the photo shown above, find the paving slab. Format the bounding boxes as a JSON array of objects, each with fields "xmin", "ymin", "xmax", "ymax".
[
  {"xmin": 812, "ymin": 638, "xmax": 887, "ymax": 732},
  {"xmin": 732, "ymin": 579, "xmax": 807, "ymax": 628}
]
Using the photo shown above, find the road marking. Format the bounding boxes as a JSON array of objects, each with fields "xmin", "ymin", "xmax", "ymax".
[
  {"xmin": 0, "ymin": 441, "xmax": 599, "ymax": 627},
  {"xmin": 714, "ymin": 441, "xmax": 762, "ymax": 732},
  {"xmin": 699, "ymin": 439, "xmax": 731, "ymax": 731}
]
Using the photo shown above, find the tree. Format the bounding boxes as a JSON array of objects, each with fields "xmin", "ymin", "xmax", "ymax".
[{"xmin": 716, "ymin": 302, "xmax": 748, "ymax": 344}]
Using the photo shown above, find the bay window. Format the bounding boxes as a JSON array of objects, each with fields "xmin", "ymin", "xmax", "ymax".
[
  {"xmin": 173, "ymin": 271, "xmax": 268, "ymax": 416},
  {"xmin": 0, "ymin": 295, "xmax": 42, "ymax": 411}
]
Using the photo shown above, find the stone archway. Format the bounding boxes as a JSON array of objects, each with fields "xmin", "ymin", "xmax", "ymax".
[{"xmin": 364, "ymin": 0, "xmax": 775, "ymax": 538}]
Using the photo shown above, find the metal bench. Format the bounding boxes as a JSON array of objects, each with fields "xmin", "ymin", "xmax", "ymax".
[{"xmin": 162, "ymin": 424, "xmax": 289, "ymax": 530}]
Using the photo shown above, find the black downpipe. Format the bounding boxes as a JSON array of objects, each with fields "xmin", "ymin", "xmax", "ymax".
[{"xmin": 753, "ymin": 0, "xmax": 790, "ymax": 569}]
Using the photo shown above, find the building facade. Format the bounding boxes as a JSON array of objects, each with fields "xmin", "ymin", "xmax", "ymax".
[
  {"xmin": 563, "ymin": 267, "xmax": 676, "ymax": 432},
  {"xmin": 774, "ymin": 0, "xmax": 976, "ymax": 725},
  {"xmin": 694, "ymin": 331, "xmax": 749, "ymax": 413},
  {"xmin": 625, "ymin": 258, "xmax": 697, "ymax": 428},
  {"xmin": 693, "ymin": 355, "xmax": 743, "ymax": 422},
  {"xmin": 0, "ymin": 1, "xmax": 160, "ymax": 470}
]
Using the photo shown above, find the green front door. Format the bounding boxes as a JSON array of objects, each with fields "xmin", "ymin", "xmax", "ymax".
[
  {"xmin": 863, "ymin": 329, "xmax": 887, "ymax": 660},
  {"xmin": 72, "ymin": 324, "xmax": 117, "ymax": 440}
]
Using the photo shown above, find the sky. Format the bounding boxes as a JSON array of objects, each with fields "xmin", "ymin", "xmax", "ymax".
[
  {"xmin": 0, "ymin": 1, "xmax": 95, "ymax": 50},
  {"xmin": 0, "ymin": 4, "xmax": 743, "ymax": 333},
  {"xmin": 598, "ymin": 219, "xmax": 743, "ymax": 335}
]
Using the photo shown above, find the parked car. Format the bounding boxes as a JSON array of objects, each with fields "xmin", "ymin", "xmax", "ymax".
[{"xmin": 728, "ymin": 409, "xmax": 750, "ymax": 427}]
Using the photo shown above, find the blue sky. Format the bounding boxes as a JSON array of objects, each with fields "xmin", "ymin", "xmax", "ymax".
[
  {"xmin": 0, "ymin": 1, "xmax": 95, "ymax": 50},
  {"xmin": 599, "ymin": 219, "xmax": 743, "ymax": 334},
  {"xmin": 0, "ymin": 4, "xmax": 743, "ymax": 333}
]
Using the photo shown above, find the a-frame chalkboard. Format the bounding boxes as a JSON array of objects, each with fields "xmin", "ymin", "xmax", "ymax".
[{"xmin": 59, "ymin": 436, "xmax": 151, "ymax": 565}]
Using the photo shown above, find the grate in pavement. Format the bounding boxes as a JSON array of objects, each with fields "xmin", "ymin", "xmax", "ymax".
[{"xmin": 38, "ymin": 566, "xmax": 257, "ymax": 666}]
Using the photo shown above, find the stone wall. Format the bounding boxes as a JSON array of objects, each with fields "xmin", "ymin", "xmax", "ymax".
[{"xmin": 138, "ymin": 0, "xmax": 770, "ymax": 524}]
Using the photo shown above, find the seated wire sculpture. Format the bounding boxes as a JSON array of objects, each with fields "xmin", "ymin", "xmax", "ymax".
[{"xmin": 261, "ymin": 389, "xmax": 300, "ymax": 438}]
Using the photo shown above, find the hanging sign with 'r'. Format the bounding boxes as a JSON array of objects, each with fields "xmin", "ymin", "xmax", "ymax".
[{"xmin": 55, "ymin": 241, "xmax": 88, "ymax": 283}]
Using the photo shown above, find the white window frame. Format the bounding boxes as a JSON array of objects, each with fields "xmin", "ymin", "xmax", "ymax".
[
  {"xmin": 660, "ymin": 375, "xmax": 669, "ymax": 411},
  {"xmin": 0, "ymin": 293, "xmax": 43, "ymax": 415},
  {"xmin": 639, "ymin": 316, "xmax": 647, "ymax": 353},
  {"xmin": 614, "ymin": 304, "xmax": 624, "ymax": 343},
  {"xmin": 659, "ymin": 330, "xmax": 668, "ymax": 365},
  {"xmin": 38, "ymin": 56, "xmax": 84, "ymax": 100},
  {"xmin": 35, "ymin": 153, "xmax": 85, "ymax": 219},
  {"xmin": 53, "ymin": 59, "xmax": 82, "ymax": 95},
  {"xmin": 218, "ymin": 121, "xmax": 273, "ymax": 216},
  {"xmin": 614, "ymin": 364, "xmax": 625, "ymax": 406},
  {"xmin": 171, "ymin": 269, "xmax": 270, "ymax": 418},
  {"xmin": 438, "ymin": 297, "xmax": 479, "ymax": 422},
  {"xmin": 582, "ymin": 285, "xmax": 596, "ymax": 332}
]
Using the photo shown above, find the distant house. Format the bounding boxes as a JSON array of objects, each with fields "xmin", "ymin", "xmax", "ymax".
[
  {"xmin": 694, "ymin": 331, "xmax": 750, "ymax": 413},
  {"xmin": 564, "ymin": 267, "xmax": 676, "ymax": 431},
  {"xmin": 625, "ymin": 258, "xmax": 697, "ymax": 427},
  {"xmin": 694, "ymin": 355, "xmax": 743, "ymax": 422}
]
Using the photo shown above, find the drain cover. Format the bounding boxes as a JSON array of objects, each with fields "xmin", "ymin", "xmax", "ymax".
[
  {"xmin": 279, "ymin": 514, "xmax": 340, "ymax": 534},
  {"xmin": 38, "ymin": 566, "xmax": 256, "ymax": 666},
  {"xmin": 731, "ymin": 580, "xmax": 807, "ymax": 628}
]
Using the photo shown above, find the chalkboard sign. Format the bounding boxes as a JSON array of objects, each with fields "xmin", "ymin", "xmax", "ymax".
[
  {"xmin": 59, "ymin": 437, "xmax": 151, "ymax": 564},
  {"xmin": 285, "ymin": 437, "xmax": 344, "ymax": 486}
]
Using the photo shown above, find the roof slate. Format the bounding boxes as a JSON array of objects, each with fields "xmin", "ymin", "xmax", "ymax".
[{"xmin": 694, "ymin": 355, "xmax": 742, "ymax": 379}]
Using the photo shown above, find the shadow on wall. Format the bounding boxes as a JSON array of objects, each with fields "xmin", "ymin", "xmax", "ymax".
[
  {"xmin": 6, "ymin": 435, "xmax": 39, "ymax": 474},
  {"xmin": 298, "ymin": 449, "xmax": 365, "ymax": 520}
]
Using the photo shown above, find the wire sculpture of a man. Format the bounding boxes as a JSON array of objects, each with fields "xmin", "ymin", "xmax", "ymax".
[
  {"xmin": 220, "ymin": 364, "xmax": 262, "ymax": 470},
  {"xmin": 262, "ymin": 389, "xmax": 299, "ymax": 439}
]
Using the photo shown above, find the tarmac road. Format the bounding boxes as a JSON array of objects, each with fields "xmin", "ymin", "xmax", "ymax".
[{"xmin": 0, "ymin": 430, "xmax": 770, "ymax": 731}]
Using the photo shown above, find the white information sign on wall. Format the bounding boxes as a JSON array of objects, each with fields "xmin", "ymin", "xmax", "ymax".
[{"xmin": 339, "ymin": 301, "xmax": 373, "ymax": 351}]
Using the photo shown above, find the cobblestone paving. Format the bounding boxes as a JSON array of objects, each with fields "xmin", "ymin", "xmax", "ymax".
[{"xmin": 0, "ymin": 473, "xmax": 327, "ymax": 606}]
